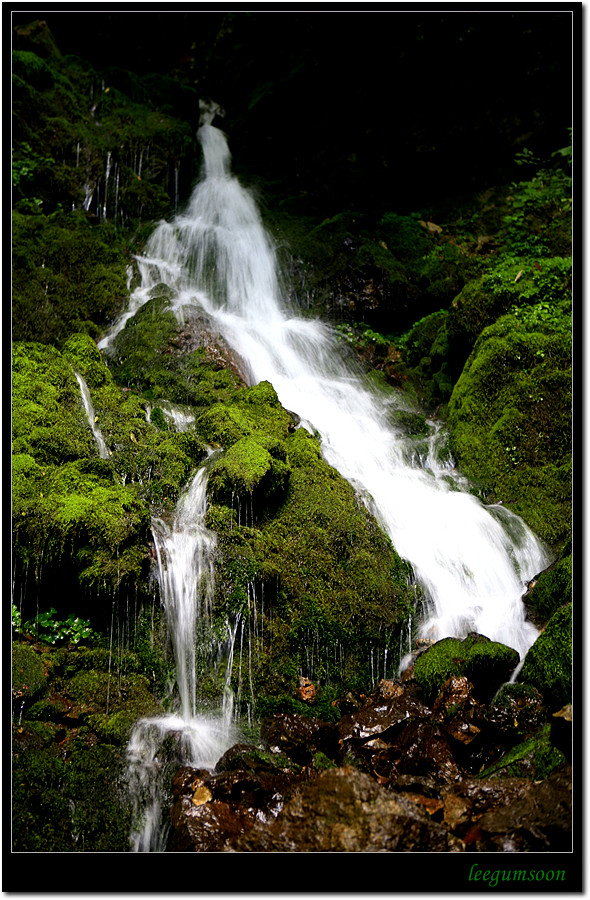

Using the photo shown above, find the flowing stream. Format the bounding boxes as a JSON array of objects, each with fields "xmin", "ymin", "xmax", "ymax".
[{"xmin": 97, "ymin": 108, "xmax": 552, "ymax": 848}]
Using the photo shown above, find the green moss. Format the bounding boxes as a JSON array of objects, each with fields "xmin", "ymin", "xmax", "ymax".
[
  {"xmin": 525, "ymin": 553, "xmax": 572, "ymax": 626},
  {"xmin": 11, "ymin": 635, "xmax": 167, "ymax": 851},
  {"xmin": 413, "ymin": 634, "xmax": 520, "ymax": 702},
  {"xmin": 208, "ymin": 436, "xmax": 290, "ymax": 513},
  {"xmin": 12, "ymin": 212, "xmax": 128, "ymax": 346},
  {"xmin": 519, "ymin": 604, "xmax": 572, "ymax": 709},
  {"xmin": 208, "ymin": 421, "xmax": 416, "ymax": 714},
  {"xmin": 478, "ymin": 724, "xmax": 566, "ymax": 781},
  {"xmin": 447, "ymin": 314, "xmax": 571, "ymax": 548},
  {"xmin": 12, "ymin": 643, "xmax": 49, "ymax": 704}
]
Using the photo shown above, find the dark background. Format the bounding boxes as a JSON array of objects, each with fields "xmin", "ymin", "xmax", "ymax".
[{"xmin": 10, "ymin": 6, "xmax": 578, "ymax": 216}]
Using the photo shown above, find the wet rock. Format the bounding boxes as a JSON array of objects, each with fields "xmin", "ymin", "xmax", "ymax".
[
  {"xmin": 441, "ymin": 776, "xmax": 531, "ymax": 837},
  {"xmin": 438, "ymin": 765, "xmax": 573, "ymax": 851},
  {"xmin": 260, "ymin": 713, "xmax": 338, "ymax": 764},
  {"xmin": 227, "ymin": 766, "xmax": 463, "ymax": 852},
  {"xmin": 338, "ymin": 684, "xmax": 431, "ymax": 746},
  {"xmin": 432, "ymin": 675, "xmax": 474, "ymax": 720},
  {"xmin": 330, "ymin": 690, "xmax": 366, "ymax": 715},
  {"xmin": 167, "ymin": 758, "xmax": 303, "ymax": 852},
  {"xmin": 374, "ymin": 678, "xmax": 405, "ymax": 700},
  {"xmin": 390, "ymin": 718, "xmax": 462, "ymax": 784},
  {"xmin": 485, "ymin": 682, "xmax": 547, "ymax": 741},
  {"xmin": 471, "ymin": 765, "xmax": 573, "ymax": 852},
  {"xmin": 169, "ymin": 791, "xmax": 256, "ymax": 852}
]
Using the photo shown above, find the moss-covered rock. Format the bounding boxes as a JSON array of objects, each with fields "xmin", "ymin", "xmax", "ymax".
[
  {"xmin": 447, "ymin": 313, "xmax": 571, "ymax": 549},
  {"xmin": 206, "ymin": 422, "xmax": 417, "ymax": 714},
  {"xmin": 524, "ymin": 552, "xmax": 572, "ymax": 628},
  {"xmin": 11, "ymin": 637, "xmax": 166, "ymax": 852},
  {"xmin": 519, "ymin": 604, "xmax": 572, "ymax": 710},
  {"xmin": 12, "ymin": 643, "xmax": 49, "ymax": 708},
  {"xmin": 414, "ymin": 634, "xmax": 520, "ymax": 703},
  {"xmin": 478, "ymin": 723, "xmax": 567, "ymax": 781},
  {"xmin": 11, "ymin": 337, "xmax": 217, "ymax": 625}
]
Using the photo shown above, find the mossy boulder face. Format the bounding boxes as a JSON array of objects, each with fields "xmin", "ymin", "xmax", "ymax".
[
  {"xmin": 447, "ymin": 313, "xmax": 571, "ymax": 550},
  {"xmin": 413, "ymin": 634, "xmax": 520, "ymax": 703},
  {"xmin": 479, "ymin": 723, "xmax": 567, "ymax": 781},
  {"xmin": 519, "ymin": 604, "xmax": 572, "ymax": 710},
  {"xmin": 105, "ymin": 297, "xmax": 244, "ymax": 408},
  {"xmin": 524, "ymin": 551, "xmax": 572, "ymax": 628},
  {"xmin": 204, "ymin": 416, "xmax": 416, "ymax": 716},
  {"xmin": 12, "ymin": 642, "xmax": 49, "ymax": 709},
  {"xmin": 208, "ymin": 436, "xmax": 290, "ymax": 514}
]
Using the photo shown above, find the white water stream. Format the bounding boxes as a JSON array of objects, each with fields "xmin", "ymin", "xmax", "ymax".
[
  {"xmin": 97, "ymin": 112, "xmax": 552, "ymax": 849},
  {"xmin": 127, "ymin": 458, "xmax": 238, "ymax": 852}
]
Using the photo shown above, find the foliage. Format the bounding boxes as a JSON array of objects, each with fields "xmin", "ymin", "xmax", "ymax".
[
  {"xmin": 12, "ymin": 210, "xmax": 129, "ymax": 346},
  {"xmin": 12, "ymin": 639, "xmax": 164, "ymax": 851},
  {"xmin": 17, "ymin": 607, "xmax": 95, "ymax": 645}
]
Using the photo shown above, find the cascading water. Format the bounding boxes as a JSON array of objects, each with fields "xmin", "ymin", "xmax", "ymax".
[
  {"xmin": 104, "ymin": 116, "xmax": 551, "ymax": 666},
  {"xmin": 126, "ymin": 457, "xmax": 239, "ymax": 852},
  {"xmin": 99, "ymin": 111, "xmax": 551, "ymax": 668}
]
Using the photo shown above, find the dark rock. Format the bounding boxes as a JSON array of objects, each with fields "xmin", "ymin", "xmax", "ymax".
[
  {"xmin": 439, "ymin": 765, "xmax": 573, "ymax": 852},
  {"xmin": 338, "ymin": 685, "xmax": 431, "ymax": 747},
  {"xmin": 485, "ymin": 682, "xmax": 547, "ymax": 741},
  {"xmin": 390, "ymin": 719, "xmax": 462, "ymax": 785},
  {"xmin": 472, "ymin": 765, "xmax": 573, "ymax": 852},
  {"xmin": 167, "ymin": 756, "xmax": 306, "ymax": 851},
  {"xmin": 169, "ymin": 792, "xmax": 256, "ymax": 852},
  {"xmin": 260, "ymin": 713, "xmax": 338, "ymax": 765},
  {"xmin": 227, "ymin": 766, "xmax": 463, "ymax": 852},
  {"xmin": 441, "ymin": 776, "xmax": 531, "ymax": 836}
]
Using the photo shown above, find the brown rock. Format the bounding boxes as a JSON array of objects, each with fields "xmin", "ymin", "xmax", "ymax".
[
  {"xmin": 227, "ymin": 766, "xmax": 462, "ymax": 852},
  {"xmin": 296, "ymin": 677, "xmax": 316, "ymax": 702}
]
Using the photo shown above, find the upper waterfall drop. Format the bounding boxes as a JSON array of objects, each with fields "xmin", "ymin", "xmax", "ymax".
[{"xmin": 100, "ymin": 115, "xmax": 551, "ymax": 661}]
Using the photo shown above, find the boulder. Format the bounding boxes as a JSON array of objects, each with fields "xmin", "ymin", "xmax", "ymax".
[
  {"xmin": 260, "ymin": 713, "xmax": 339, "ymax": 765},
  {"xmin": 413, "ymin": 633, "xmax": 520, "ymax": 702},
  {"xmin": 227, "ymin": 766, "xmax": 463, "ymax": 852}
]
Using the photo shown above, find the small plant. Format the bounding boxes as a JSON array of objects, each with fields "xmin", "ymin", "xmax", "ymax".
[{"xmin": 21, "ymin": 607, "xmax": 95, "ymax": 645}]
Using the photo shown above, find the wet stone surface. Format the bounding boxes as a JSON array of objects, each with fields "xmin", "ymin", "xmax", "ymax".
[{"xmin": 165, "ymin": 647, "xmax": 572, "ymax": 852}]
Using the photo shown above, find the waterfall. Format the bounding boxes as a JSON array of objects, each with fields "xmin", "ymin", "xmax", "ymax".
[
  {"xmin": 73, "ymin": 371, "xmax": 110, "ymax": 458},
  {"xmin": 126, "ymin": 458, "xmax": 238, "ymax": 852},
  {"xmin": 101, "ymin": 115, "xmax": 550, "ymax": 668}
]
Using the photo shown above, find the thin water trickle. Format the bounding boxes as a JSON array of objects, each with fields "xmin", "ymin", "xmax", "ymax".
[{"xmin": 73, "ymin": 371, "xmax": 110, "ymax": 459}]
